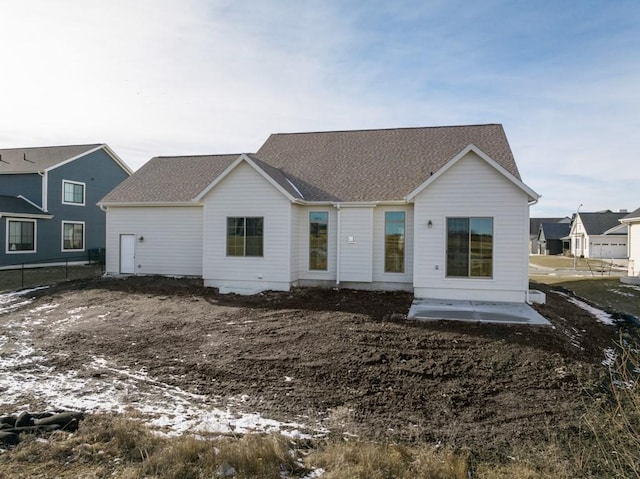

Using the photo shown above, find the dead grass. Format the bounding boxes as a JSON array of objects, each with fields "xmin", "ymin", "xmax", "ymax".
[
  {"xmin": 531, "ymin": 277, "xmax": 640, "ymax": 319},
  {"xmin": 529, "ymin": 255, "xmax": 618, "ymax": 272},
  {"xmin": 582, "ymin": 339, "xmax": 640, "ymax": 478},
  {"xmin": 1, "ymin": 411, "xmax": 638, "ymax": 478},
  {"xmin": 305, "ymin": 441, "xmax": 468, "ymax": 479}
]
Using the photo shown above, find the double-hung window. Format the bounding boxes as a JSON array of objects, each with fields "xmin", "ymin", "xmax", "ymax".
[
  {"xmin": 384, "ymin": 211, "xmax": 405, "ymax": 273},
  {"xmin": 226, "ymin": 217, "xmax": 263, "ymax": 257},
  {"xmin": 309, "ymin": 212, "xmax": 328, "ymax": 270},
  {"xmin": 6, "ymin": 219, "xmax": 36, "ymax": 253},
  {"xmin": 446, "ymin": 217, "xmax": 493, "ymax": 277},
  {"xmin": 62, "ymin": 221, "xmax": 85, "ymax": 251},
  {"xmin": 62, "ymin": 180, "xmax": 85, "ymax": 205}
]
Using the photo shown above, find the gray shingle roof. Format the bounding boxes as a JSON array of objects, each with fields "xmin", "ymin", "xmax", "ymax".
[
  {"xmin": 0, "ymin": 195, "xmax": 47, "ymax": 216},
  {"xmin": 101, "ymin": 154, "xmax": 240, "ymax": 203},
  {"xmin": 0, "ymin": 144, "xmax": 103, "ymax": 174},
  {"xmin": 539, "ymin": 222, "xmax": 571, "ymax": 240},
  {"xmin": 256, "ymin": 124, "xmax": 519, "ymax": 202},
  {"xmin": 530, "ymin": 217, "xmax": 569, "ymax": 236},
  {"xmin": 621, "ymin": 207, "xmax": 640, "ymax": 222},
  {"xmin": 100, "ymin": 124, "xmax": 524, "ymax": 204},
  {"xmin": 579, "ymin": 211, "xmax": 629, "ymax": 235}
]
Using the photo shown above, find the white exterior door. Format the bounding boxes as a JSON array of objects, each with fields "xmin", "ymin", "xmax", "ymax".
[{"xmin": 119, "ymin": 234, "xmax": 135, "ymax": 274}]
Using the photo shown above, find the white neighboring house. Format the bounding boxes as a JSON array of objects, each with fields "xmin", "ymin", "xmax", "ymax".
[
  {"xmin": 568, "ymin": 210, "xmax": 629, "ymax": 259},
  {"xmin": 98, "ymin": 124, "xmax": 540, "ymax": 302},
  {"xmin": 620, "ymin": 207, "xmax": 640, "ymax": 283}
]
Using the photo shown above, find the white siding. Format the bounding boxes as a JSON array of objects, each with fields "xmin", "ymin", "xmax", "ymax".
[
  {"xmin": 105, "ymin": 206, "xmax": 203, "ymax": 276},
  {"xmin": 629, "ymin": 222, "xmax": 640, "ymax": 277},
  {"xmin": 413, "ymin": 151, "xmax": 530, "ymax": 302},
  {"xmin": 338, "ymin": 207, "xmax": 373, "ymax": 283},
  {"xmin": 201, "ymin": 162, "xmax": 292, "ymax": 293},
  {"xmin": 372, "ymin": 206, "xmax": 414, "ymax": 284}
]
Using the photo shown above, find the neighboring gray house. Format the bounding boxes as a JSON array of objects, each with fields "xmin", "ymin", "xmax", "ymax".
[
  {"xmin": 0, "ymin": 144, "xmax": 132, "ymax": 267},
  {"xmin": 537, "ymin": 222, "xmax": 571, "ymax": 255},
  {"xmin": 568, "ymin": 210, "xmax": 629, "ymax": 259},
  {"xmin": 100, "ymin": 124, "xmax": 540, "ymax": 302},
  {"xmin": 529, "ymin": 217, "xmax": 570, "ymax": 254}
]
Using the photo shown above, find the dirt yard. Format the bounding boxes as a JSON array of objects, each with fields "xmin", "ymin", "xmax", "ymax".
[{"xmin": 0, "ymin": 276, "xmax": 630, "ymax": 456}]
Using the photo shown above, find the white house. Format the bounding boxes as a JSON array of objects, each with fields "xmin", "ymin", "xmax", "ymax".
[
  {"xmin": 568, "ymin": 210, "xmax": 629, "ymax": 259},
  {"xmin": 99, "ymin": 125, "xmax": 540, "ymax": 302},
  {"xmin": 620, "ymin": 207, "xmax": 640, "ymax": 283}
]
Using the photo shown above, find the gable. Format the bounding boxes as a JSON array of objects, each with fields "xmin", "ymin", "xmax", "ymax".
[
  {"xmin": 0, "ymin": 144, "xmax": 104, "ymax": 174},
  {"xmin": 200, "ymin": 160, "xmax": 292, "ymax": 207},
  {"xmin": 406, "ymin": 145, "xmax": 539, "ymax": 202},
  {"xmin": 198, "ymin": 157, "xmax": 296, "ymax": 203}
]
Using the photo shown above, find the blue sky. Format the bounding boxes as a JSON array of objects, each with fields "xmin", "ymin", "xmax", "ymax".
[{"xmin": 0, "ymin": 0, "xmax": 638, "ymax": 216}]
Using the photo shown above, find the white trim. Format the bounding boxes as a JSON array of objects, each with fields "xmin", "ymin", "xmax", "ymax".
[
  {"xmin": 0, "ymin": 212, "xmax": 53, "ymax": 220},
  {"xmin": 5, "ymin": 217, "xmax": 37, "ymax": 254},
  {"xmin": 61, "ymin": 220, "xmax": 86, "ymax": 252},
  {"xmin": 195, "ymin": 154, "xmax": 297, "ymax": 203},
  {"xmin": 405, "ymin": 144, "xmax": 540, "ymax": 202},
  {"xmin": 17, "ymin": 195, "xmax": 45, "ymax": 211},
  {"xmin": 383, "ymin": 210, "xmax": 406, "ymax": 274},
  {"xmin": 62, "ymin": 179, "xmax": 86, "ymax": 206},
  {"xmin": 308, "ymin": 210, "xmax": 329, "ymax": 272},
  {"xmin": 42, "ymin": 170, "xmax": 48, "ymax": 212},
  {"xmin": 44, "ymin": 144, "xmax": 133, "ymax": 176}
]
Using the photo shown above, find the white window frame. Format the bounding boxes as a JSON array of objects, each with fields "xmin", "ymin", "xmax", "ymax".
[
  {"xmin": 62, "ymin": 180, "xmax": 86, "ymax": 206},
  {"xmin": 5, "ymin": 218, "xmax": 37, "ymax": 254},
  {"xmin": 61, "ymin": 221, "xmax": 86, "ymax": 252}
]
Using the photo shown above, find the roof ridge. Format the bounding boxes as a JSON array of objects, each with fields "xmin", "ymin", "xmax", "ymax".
[
  {"xmin": 151, "ymin": 153, "xmax": 247, "ymax": 159},
  {"xmin": 0, "ymin": 143, "xmax": 103, "ymax": 151},
  {"xmin": 268, "ymin": 124, "xmax": 503, "ymax": 137}
]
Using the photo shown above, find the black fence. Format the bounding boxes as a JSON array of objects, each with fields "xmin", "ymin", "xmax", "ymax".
[{"xmin": 0, "ymin": 249, "xmax": 105, "ymax": 292}]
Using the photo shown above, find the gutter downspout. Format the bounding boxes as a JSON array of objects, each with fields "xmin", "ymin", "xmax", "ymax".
[
  {"xmin": 335, "ymin": 203, "xmax": 341, "ymax": 285},
  {"xmin": 37, "ymin": 171, "xmax": 48, "ymax": 212}
]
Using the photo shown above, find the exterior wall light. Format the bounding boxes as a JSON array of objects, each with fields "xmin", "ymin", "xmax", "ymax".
[
  {"xmin": 138, "ymin": 236, "xmax": 144, "ymax": 242},
  {"xmin": 427, "ymin": 220, "xmax": 433, "ymax": 228}
]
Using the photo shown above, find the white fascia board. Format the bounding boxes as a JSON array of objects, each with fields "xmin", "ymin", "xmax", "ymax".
[
  {"xmin": 404, "ymin": 144, "xmax": 540, "ymax": 203},
  {"xmin": 620, "ymin": 214, "xmax": 640, "ymax": 224},
  {"xmin": 17, "ymin": 195, "xmax": 46, "ymax": 211},
  {"xmin": 0, "ymin": 212, "xmax": 53, "ymax": 219},
  {"xmin": 44, "ymin": 144, "xmax": 134, "ymax": 175},
  {"xmin": 193, "ymin": 154, "xmax": 297, "ymax": 203},
  {"xmin": 97, "ymin": 201, "xmax": 201, "ymax": 208}
]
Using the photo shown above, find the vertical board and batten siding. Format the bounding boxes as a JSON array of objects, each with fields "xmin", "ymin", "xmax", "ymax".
[
  {"xmin": 372, "ymin": 205, "xmax": 414, "ymax": 285},
  {"xmin": 338, "ymin": 207, "xmax": 373, "ymax": 282},
  {"xmin": 629, "ymin": 222, "xmax": 640, "ymax": 277},
  {"xmin": 293, "ymin": 205, "xmax": 338, "ymax": 282},
  {"xmin": 105, "ymin": 206, "xmax": 203, "ymax": 276},
  {"xmin": 202, "ymin": 162, "xmax": 292, "ymax": 291},
  {"xmin": 413, "ymin": 151, "xmax": 530, "ymax": 302}
]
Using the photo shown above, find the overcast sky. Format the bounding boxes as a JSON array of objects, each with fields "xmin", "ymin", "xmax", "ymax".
[{"xmin": 1, "ymin": 0, "xmax": 638, "ymax": 216}]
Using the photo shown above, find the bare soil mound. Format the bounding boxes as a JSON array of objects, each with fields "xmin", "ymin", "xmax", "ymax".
[{"xmin": 1, "ymin": 276, "xmax": 624, "ymax": 455}]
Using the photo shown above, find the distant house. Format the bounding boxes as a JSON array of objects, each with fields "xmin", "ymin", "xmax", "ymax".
[
  {"xmin": 529, "ymin": 217, "xmax": 570, "ymax": 254},
  {"xmin": 537, "ymin": 222, "xmax": 571, "ymax": 255},
  {"xmin": 568, "ymin": 210, "xmax": 629, "ymax": 259},
  {"xmin": 0, "ymin": 144, "xmax": 132, "ymax": 267},
  {"xmin": 620, "ymin": 207, "xmax": 640, "ymax": 283},
  {"xmin": 99, "ymin": 124, "xmax": 540, "ymax": 302}
]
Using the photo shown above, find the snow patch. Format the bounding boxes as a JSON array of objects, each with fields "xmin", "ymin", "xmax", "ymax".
[{"xmin": 554, "ymin": 292, "xmax": 615, "ymax": 325}]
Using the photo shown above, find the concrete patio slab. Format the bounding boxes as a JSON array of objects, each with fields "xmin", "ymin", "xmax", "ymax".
[{"xmin": 407, "ymin": 298, "xmax": 550, "ymax": 326}]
